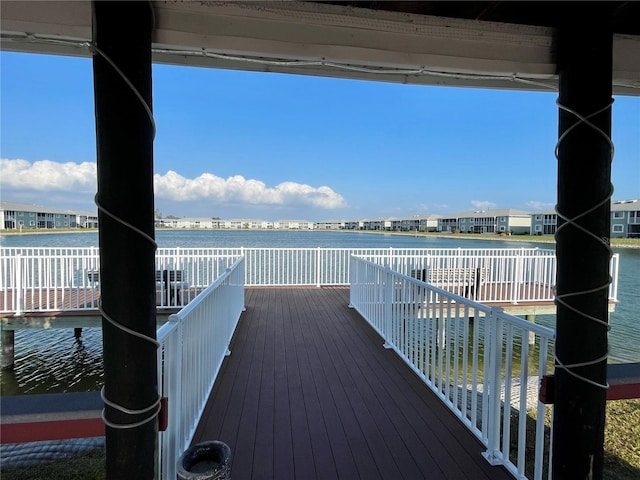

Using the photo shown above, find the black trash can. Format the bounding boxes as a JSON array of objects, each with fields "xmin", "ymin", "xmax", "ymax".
[{"xmin": 177, "ymin": 440, "xmax": 231, "ymax": 480}]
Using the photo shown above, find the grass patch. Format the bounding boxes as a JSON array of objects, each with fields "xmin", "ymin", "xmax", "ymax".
[
  {"xmin": 604, "ymin": 399, "xmax": 640, "ymax": 479},
  {"xmin": 0, "ymin": 448, "xmax": 105, "ymax": 480},
  {"xmin": 416, "ymin": 231, "xmax": 640, "ymax": 248},
  {"xmin": 513, "ymin": 399, "xmax": 640, "ymax": 479},
  {"xmin": 2, "ymin": 401, "xmax": 637, "ymax": 479}
]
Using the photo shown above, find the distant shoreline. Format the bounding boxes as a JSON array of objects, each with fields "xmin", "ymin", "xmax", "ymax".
[
  {"xmin": 399, "ymin": 232, "xmax": 640, "ymax": 249},
  {"xmin": 0, "ymin": 229, "xmax": 98, "ymax": 236},
  {"xmin": 1, "ymin": 228, "xmax": 638, "ymax": 249}
]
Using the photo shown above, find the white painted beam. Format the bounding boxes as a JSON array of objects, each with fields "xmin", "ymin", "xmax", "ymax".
[{"xmin": 1, "ymin": 0, "xmax": 638, "ymax": 94}]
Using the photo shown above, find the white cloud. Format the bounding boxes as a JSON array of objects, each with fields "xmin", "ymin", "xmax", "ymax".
[
  {"xmin": 1, "ymin": 159, "xmax": 346, "ymax": 210},
  {"xmin": 526, "ymin": 200, "xmax": 555, "ymax": 211},
  {"xmin": 416, "ymin": 203, "xmax": 449, "ymax": 213},
  {"xmin": 470, "ymin": 200, "xmax": 496, "ymax": 210},
  {"xmin": 154, "ymin": 171, "xmax": 346, "ymax": 209},
  {"xmin": 1, "ymin": 158, "xmax": 96, "ymax": 192}
]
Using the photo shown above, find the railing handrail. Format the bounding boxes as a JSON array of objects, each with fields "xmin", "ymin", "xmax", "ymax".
[
  {"xmin": 171, "ymin": 257, "xmax": 244, "ymax": 320},
  {"xmin": 361, "ymin": 256, "xmax": 558, "ymax": 339},
  {"xmin": 0, "ymin": 246, "xmax": 554, "ymax": 256},
  {"xmin": 0, "ymin": 247, "xmax": 620, "ymax": 314},
  {"xmin": 155, "ymin": 256, "xmax": 244, "ymax": 343},
  {"xmin": 156, "ymin": 256, "xmax": 245, "ymax": 480},
  {"xmin": 349, "ymin": 255, "xmax": 556, "ymax": 480}
]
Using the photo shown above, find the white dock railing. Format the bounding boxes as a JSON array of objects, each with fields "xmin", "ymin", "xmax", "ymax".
[
  {"xmin": 0, "ymin": 247, "xmax": 620, "ymax": 314},
  {"xmin": 156, "ymin": 256, "xmax": 245, "ymax": 480},
  {"xmin": 349, "ymin": 255, "xmax": 556, "ymax": 480}
]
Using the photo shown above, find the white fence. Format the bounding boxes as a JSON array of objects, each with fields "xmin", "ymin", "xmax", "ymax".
[
  {"xmin": 0, "ymin": 247, "xmax": 620, "ymax": 314},
  {"xmin": 0, "ymin": 247, "xmax": 237, "ymax": 314},
  {"xmin": 349, "ymin": 255, "xmax": 556, "ymax": 480},
  {"xmin": 156, "ymin": 256, "xmax": 245, "ymax": 480}
]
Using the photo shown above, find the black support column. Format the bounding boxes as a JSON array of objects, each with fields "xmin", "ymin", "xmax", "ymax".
[
  {"xmin": 553, "ymin": 7, "xmax": 613, "ymax": 480},
  {"xmin": 91, "ymin": 2, "xmax": 158, "ymax": 479}
]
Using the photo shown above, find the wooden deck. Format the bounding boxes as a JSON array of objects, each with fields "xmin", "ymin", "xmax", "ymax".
[
  {"xmin": 1, "ymin": 284, "xmax": 615, "ymax": 319},
  {"xmin": 0, "ymin": 288, "xmax": 203, "ymax": 318},
  {"xmin": 0, "ymin": 288, "xmax": 101, "ymax": 314},
  {"xmin": 192, "ymin": 286, "xmax": 513, "ymax": 480}
]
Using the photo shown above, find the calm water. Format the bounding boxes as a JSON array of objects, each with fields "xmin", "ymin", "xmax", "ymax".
[{"xmin": 1, "ymin": 230, "xmax": 638, "ymax": 395}]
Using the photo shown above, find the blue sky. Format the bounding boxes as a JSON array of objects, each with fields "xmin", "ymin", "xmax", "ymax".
[{"xmin": 1, "ymin": 51, "xmax": 638, "ymax": 221}]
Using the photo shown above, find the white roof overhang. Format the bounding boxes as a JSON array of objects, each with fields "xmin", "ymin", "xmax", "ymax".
[{"xmin": 1, "ymin": 1, "xmax": 639, "ymax": 95}]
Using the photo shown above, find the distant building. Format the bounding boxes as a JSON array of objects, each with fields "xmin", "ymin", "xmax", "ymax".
[
  {"xmin": 530, "ymin": 210, "xmax": 558, "ymax": 235},
  {"xmin": 344, "ymin": 219, "xmax": 366, "ymax": 230},
  {"xmin": 249, "ymin": 219, "xmax": 274, "ymax": 229},
  {"xmin": 400, "ymin": 214, "xmax": 441, "ymax": 232},
  {"xmin": 221, "ymin": 219, "xmax": 244, "ymax": 229},
  {"xmin": 611, "ymin": 199, "xmax": 640, "ymax": 238},
  {"xmin": 438, "ymin": 216, "xmax": 460, "ymax": 233},
  {"xmin": 315, "ymin": 220, "xmax": 347, "ymax": 230},
  {"xmin": 11, "ymin": 200, "xmax": 638, "ymax": 238},
  {"xmin": 161, "ymin": 217, "xmax": 221, "ymax": 229},
  {"xmin": 451, "ymin": 209, "xmax": 531, "ymax": 234},
  {"xmin": 364, "ymin": 218, "xmax": 384, "ymax": 231},
  {"xmin": 274, "ymin": 220, "xmax": 314, "ymax": 230},
  {"xmin": 529, "ymin": 200, "xmax": 640, "ymax": 238},
  {"xmin": 0, "ymin": 201, "xmax": 98, "ymax": 230}
]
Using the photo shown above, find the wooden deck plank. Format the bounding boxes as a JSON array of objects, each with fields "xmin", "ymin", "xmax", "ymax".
[
  {"xmin": 322, "ymin": 287, "xmax": 475, "ymax": 479},
  {"xmin": 330, "ymin": 289, "xmax": 501, "ymax": 479},
  {"xmin": 2, "ymin": 284, "xmax": 616, "ymax": 319},
  {"xmin": 301, "ymin": 289, "xmax": 408, "ymax": 480},
  {"xmin": 192, "ymin": 287, "xmax": 513, "ymax": 480},
  {"xmin": 289, "ymin": 288, "xmax": 337, "ymax": 480},
  {"xmin": 252, "ymin": 287, "xmax": 276, "ymax": 480},
  {"xmin": 310, "ymin": 288, "xmax": 444, "ymax": 479},
  {"xmin": 232, "ymin": 287, "xmax": 269, "ymax": 480},
  {"xmin": 271, "ymin": 287, "xmax": 296, "ymax": 480},
  {"xmin": 292, "ymin": 290, "xmax": 369, "ymax": 480}
]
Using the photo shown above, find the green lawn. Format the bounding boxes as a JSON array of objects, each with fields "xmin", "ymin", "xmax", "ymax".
[{"xmin": 415, "ymin": 231, "xmax": 640, "ymax": 249}]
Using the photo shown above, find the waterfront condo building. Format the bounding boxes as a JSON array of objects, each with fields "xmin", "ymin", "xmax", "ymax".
[
  {"xmin": 445, "ymin": 209, "xmax": 532, "ymax": 234},
  {"xmin": 0, "ymin": 201, "xmax": 98, "ymax": 230}
]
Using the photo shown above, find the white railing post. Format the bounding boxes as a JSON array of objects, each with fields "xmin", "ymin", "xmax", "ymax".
[
  {"xmin": 240, "ymin": 247, "xmax": 245, "ymax": 284},
  {"xmin": 160, "ymin": 313, "xmax": 183, "ymax": 480},
  {"xmin": 483, "ymin": 306, "xmax": 504, "ymax": 466},
  {"xmin": 14, "ymin": 254, "xmax": 24, "ymax": 316},
  {"xmin": 348, "ymin": 255, "xmax": 356, "ymax": 309},
  {"xmin": 609, "ymin": 253, "xmax": 619, "ymax": 301},
  {"xmin": 383, "ymin": 267, "xmax": 393, "ymax": 349},
  {"xmin": 60, "ymin": 255, "xmax": 67, "ymax": 308},
  {"xmin": 316, "ymin": 247, "xmax": 322, "ymax": 288},
  {"xmin": 510, "ymin": 255, "xmax": 521, "ymax": 305},
  {"xmin": 173, "ymin": 313, "xmax": 184, "ymax": 450}
]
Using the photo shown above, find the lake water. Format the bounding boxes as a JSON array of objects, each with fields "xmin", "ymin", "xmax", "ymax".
[{"xmin": 1, "ymin": 230, "xmax": 638, "ymax": 395}]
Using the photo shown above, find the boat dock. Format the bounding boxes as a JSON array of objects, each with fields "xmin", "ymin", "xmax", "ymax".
[
  {"xmin": 192, "ymin": 286, "xmax": 513, "ymax": 480},
  {"xmin": 0, "ymin": 247, "xmax": 623, "ymax": 479},
  {"xmin": 2, "ymin": 288, "xmax": 517, "ymax": 479}
]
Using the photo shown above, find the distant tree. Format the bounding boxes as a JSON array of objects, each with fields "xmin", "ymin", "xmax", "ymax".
[{"xmin": 154, "ymin": 209, "xmax": 162, "ymax": 219}]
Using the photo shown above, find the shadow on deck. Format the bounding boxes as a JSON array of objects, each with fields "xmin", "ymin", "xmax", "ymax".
[{"xmin": 192, "ymin": 286, "xmax": 513, "ymax": 480}]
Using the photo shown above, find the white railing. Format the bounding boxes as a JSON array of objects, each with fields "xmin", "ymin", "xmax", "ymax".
[
  {"xmin": 349, "ymin": 255, "xmax": 556, "ymax": 480},
  {"xmin": 241, "ymin": 247, "xmax": 554, "ymax": 288},
  {"xmin": 0, "ymin": 247, "xmax": 620, "ymax": 314},
  {"xmin": 0, "ymin": 247, "xmax": 237, "ymax": 314},
  {"xmin": 156, "ymin": 256, "xmax": 245, "ymax": 480},
  {"xmin": 0, "ymin": 248, "xmax": 102, "ymax": 314}
]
